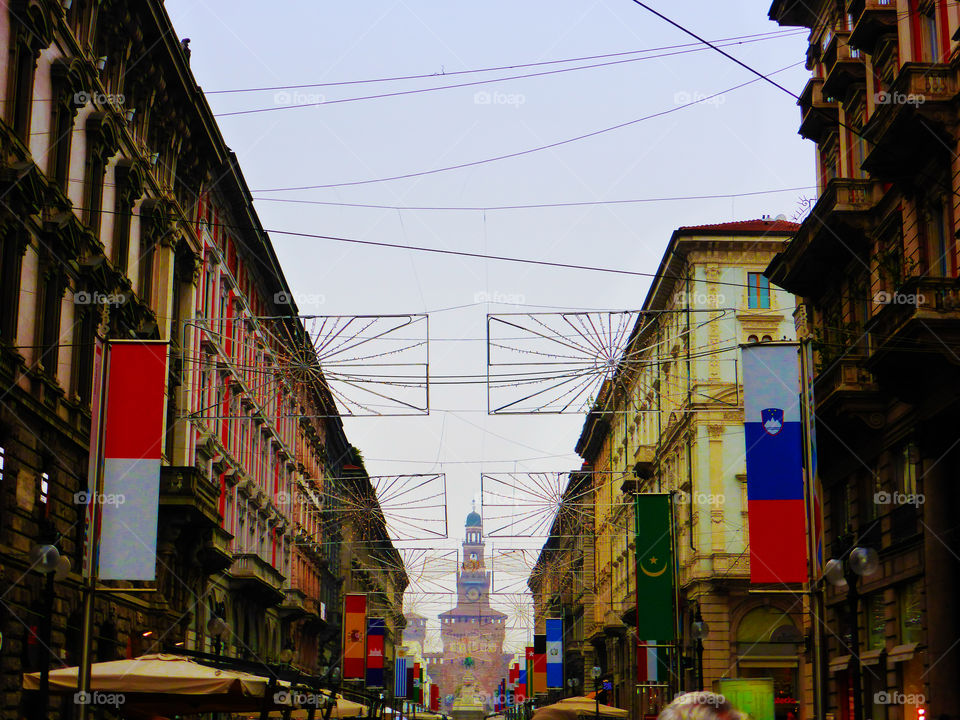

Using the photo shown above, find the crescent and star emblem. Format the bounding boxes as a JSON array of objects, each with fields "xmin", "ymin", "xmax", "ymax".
[{"xmin": 639, "ymin": 555, "xmax": 667, "ymax": 578}]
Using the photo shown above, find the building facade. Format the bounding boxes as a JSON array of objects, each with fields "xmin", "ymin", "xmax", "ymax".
[
  {"xmin": 428, "ymin": 512, "xmax": 512, "ymax": 713},
  {"xmin": 535, "ymin": 220, "xmax": 811, "ymax": 719},
  {"xmin": 767, "ymin": 2, "xmax": 960, "ymax": 718},
  {"xmin": 0, "ymin": 1, "xmax": 400, "ymax": 715}
]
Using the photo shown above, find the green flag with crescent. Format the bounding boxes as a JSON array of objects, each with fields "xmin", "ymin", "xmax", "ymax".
[{"xmin": 635, "ymin": 493, "xmax": 675, "ymax": 641}]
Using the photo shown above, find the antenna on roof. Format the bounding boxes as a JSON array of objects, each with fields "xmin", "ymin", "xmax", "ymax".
[{"xmin": 774, "ymin": 213, "xmax": 788, "ymax": 221}]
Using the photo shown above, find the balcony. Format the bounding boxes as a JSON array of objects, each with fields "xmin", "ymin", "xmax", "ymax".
[
  {"xmin": 815, "ymin": 357, "xmax": 882, "ymax": 423},
  {"xmin": 766, "ymin": 179, "xmax": 881, "ymax": 297},
  {"xmin": 227, "ymin": 553, "xmax": 286, "ymax": 605},
  {"xmin": 199, "ymin": 526, "xmax": 234, "ymax": 573},
  {"xmin": 159, "ymin": 466, "xmax": 221, "ymax": 528},
  {"xmin": 848, "ymin": 0, "xmax": 898, "ymax": 53},
  {"xmin": 822, "ymin": 32, "xmax": 866, "ymax": 99},
  {"xmin": 867, "ymin": 277, "xmax": 960, "ymax": 367},
  {"xmin": 279, "ymin": 587, "xmax": 310, "ymax": 619},
  {"xmin": 864, "ymin": 63, "xmax": 959, "ymax": 177},
  {"xmin": 798, "ymin": 77, "xmax": 838, "ymax": 141}
]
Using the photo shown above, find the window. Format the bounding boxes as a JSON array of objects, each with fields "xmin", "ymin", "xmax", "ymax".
[
  {"xmin": 748, "ymin": 273, "xmax": 771, "ymax": 309},
  {"xmin": 37, "ymin": 270, "xmax": 63, "ymax": 377},
  {"xmin": 747, "ymin": 334, "xmax": 759, "ymax": 343},
  {"xmin": 0, "ymin": 230, "xmax": 24, "ymax": 341},
  {"xmin": 898, "ymin": 581, "xmax": 922, "ymax": 644},
  {"xmin": 8, "ymin": 34, "xmax": 37, "ymax": 141},
  {"xmin": 39, "ymin": 472, "xmax": 50, "ymax": 507},
  {"xmin": 0, "ymin": 445, "xmax": 5, "ymax": 482},
  {"xmin": 49, "ymin": 95, "xmax": 75, "ymax": 192},
  {"xmin": 865, "ymin": 593, "xmax": 886, "ymax": 650},
  {"xmin": 895, "ymin": 443, "xmax": 919, "ymax": 497},
  {"xmin": 923, "ymin": 200, "xmax": 950, "ymax": 277},
  {"xmin": 919, "ymin": 3, "xmax": 940, "ymax": 62}
]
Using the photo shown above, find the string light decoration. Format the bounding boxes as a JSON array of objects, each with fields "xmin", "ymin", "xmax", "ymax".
[
  {"xmin": 480, "ymin": 471, "xmax": 629, "ymax": 538},
  {"xmin": 180, "ymin": 313, "xmax": 429, "ymax": 420},
  {"xmin": 485, "ymin": 309, "xmax": 732, "ymax": 414},
  {"xmin": 325, "ymin": 473, "xmax": 448, "ymax": 542}
]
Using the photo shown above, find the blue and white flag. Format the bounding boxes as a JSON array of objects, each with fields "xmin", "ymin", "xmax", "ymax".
[
  {"xmin": 395, "ymin": 657, "xmax": 408, "ymax": 698},
  {"xmin": 546, "ymin": 618, "xmax": 563, "ymax": 688}
]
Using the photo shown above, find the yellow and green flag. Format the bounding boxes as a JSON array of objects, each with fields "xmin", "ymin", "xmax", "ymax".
[{"xmin": 634, "ymin": 494, "xmax": 675, "ymax": 642}]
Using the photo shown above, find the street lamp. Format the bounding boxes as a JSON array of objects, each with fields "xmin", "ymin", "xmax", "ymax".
[
  {"xmin": 206, "ymin": 609, "xmax": 229, "ymax": 657},
  {"xmin": 690, "ymin": 606, "xmax": 710, "ymax": 691},
  {"xmin": 30, "ymin": 520, "xmax": 67, "ymax": 720},
  {"xmin": 591, "ymin": 666, "xmax": 602, "ymax": 720},
  {"xmin": 824, "ymin": 546, "xmax": 879, "ymax": 720},
  {"xmin": 566, "ymin": 676, "xmax": 580, "ymax": 698}
]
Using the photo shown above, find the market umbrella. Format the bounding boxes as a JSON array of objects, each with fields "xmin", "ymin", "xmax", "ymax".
[
  {"xmin": 258, "ymin": 694, "xmax": 369, "ymax": 719},
  {"xmin": 532, "ymin": 697, "xmax": 628, "ymax": 720},
  {"xmin": 23, "ymin": 653, "xmax": 289, "ymax": 713}
]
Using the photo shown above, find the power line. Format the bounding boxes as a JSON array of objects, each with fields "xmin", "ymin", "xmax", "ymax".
[
  {"xmin": 252, "ymin": 61, "xmax": 803, "ymax": 191},
  {"xmin": 251, "ymin": 184, "xmax": 816, "ymax": 211},
  {"xmin": 213, "ymin": 33, "xmax": 804, "ymax": 117},
  {"xmin": 204, "ymin": 29, "xmax": 803, "ymax": 95}
]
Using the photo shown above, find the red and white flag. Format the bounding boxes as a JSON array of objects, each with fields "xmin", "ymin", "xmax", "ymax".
[{"xmin": 98, "ymin": 341, "xmax": 168, "ymax": 581}]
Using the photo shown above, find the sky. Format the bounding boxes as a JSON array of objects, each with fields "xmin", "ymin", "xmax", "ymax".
[{"xmin": 164, "ymin": 0, "xmax": 815, "ymax": 654}]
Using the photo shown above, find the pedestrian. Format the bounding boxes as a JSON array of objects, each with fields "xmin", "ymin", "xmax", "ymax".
[{"xmin": 657, "ymin": 692, "xmax": 745, "ymax": 720}]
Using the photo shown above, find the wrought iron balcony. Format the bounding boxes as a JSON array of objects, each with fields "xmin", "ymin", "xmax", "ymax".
[
  {"xmin": 228, "ymin": 553, "xmax": 286, "ymax": 605},
  {"xmin": 848, "ymin": 0, "xmax": 898, "ymax": 53},
  {"xmin": 798, "ymin": 77, "xmax": 839, "ymax": 141}
]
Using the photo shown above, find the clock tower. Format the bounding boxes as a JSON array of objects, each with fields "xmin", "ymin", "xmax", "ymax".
[{"xmin": 432, "ymin": 510, "xmax": 512, "ymax": 713}]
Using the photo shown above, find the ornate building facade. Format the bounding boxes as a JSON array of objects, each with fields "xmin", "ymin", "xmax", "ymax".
[
  {"xmin": 767, "ymin": 2, "xmax": 960, "ymax": 719},
  {"xmin": 0, "ymin": 1, "xmax": 401, "ymax": 715},
  {"xmin": 426, "ymin": 512, "xmax": 512, "ymax": 713}
]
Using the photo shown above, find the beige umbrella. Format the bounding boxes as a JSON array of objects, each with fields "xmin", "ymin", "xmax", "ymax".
[
  {"xmin": 258, "ymin": 694, "xmax": 369, "ymax": 719},
  {"xmin": 532, "ymin": 696, "xmax": 628, "ymax": 720},
  {"xmin": 23, "ymin": 653, "xmax": 288, "ymax": 713}
]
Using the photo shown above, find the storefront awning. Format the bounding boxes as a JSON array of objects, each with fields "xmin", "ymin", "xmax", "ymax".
[
  {"xmin": 828, "ymin": 655, "xmax": 851, "ymax": 673},
  {"xmin": 888, "ymin": 643, "xmax": 918, "ymax": 664}
]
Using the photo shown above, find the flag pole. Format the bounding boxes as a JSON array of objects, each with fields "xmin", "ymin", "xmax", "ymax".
[{"xmin": 799, "ymin": 338, "xmax": 825, "ymax": 720}]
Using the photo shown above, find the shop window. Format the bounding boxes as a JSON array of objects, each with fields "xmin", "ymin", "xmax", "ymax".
[
  {"xmin": 865, "ymin": 592, "xmax": 886, "ymax": 650},
  {"xmin": 898, "ymin": 580, "xmax": 923, "ymax": 644},
  {"xmin": 748, "ymin": 273, "xmax": 770, "ymax": 309}
]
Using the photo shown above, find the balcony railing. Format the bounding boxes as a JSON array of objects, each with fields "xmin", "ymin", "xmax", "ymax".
[
  {"xmin": 199, "ymin": 526, "xmax": 234, "ymax": 573},
  {"xmin": 799, "ymin": 77, "xmax": 839, "ymax": 141},
  {"xmin": 868, "ymin": 277, "xmax": 960, "ymax": 351},
  {"xmin": 815, "ymin": 357, "xmax": 882, "ymax": 420},
  {"xmin": 228, "ymin": 553, "xmax": 286, "ymax": 605},
  {"xmin": 159, "ymin": 466, "xmax": 221, "ymax": 528},
  {"xmin": 848, "ymin": 0, "xmax": 898, "ymax": 53}
]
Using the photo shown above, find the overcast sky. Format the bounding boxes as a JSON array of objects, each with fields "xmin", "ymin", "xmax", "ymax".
[{"xmin": 164, "ymin": 0, "xmax": 814, "ymax": 653}]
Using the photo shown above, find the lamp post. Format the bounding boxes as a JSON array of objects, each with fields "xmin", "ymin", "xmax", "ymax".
[
  {"xmin": 566, "ymin": 677, "xmax": 580, "ymax": 698},
  {"xmin": 824, "ymin": 546, "xmax": 880, "ymax": 720},
  {"xmin": 30, "ymin": 521, "xmax": 68, "ymax": 720},
  {"xmin": 591, "ymin": 666, "xmax": 602, "ymax": 720},
  {"xmin": 689, "ymin": 606, "xmax": 709, "ymax": 691},
  {"xmin": 206, "ymin": 609, "xmax": 229, "ymax": 657}
]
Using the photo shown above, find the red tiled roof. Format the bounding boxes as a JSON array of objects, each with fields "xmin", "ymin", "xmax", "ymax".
[{"xmin": 675, "ymin": 218, "xmax": 800, "ymax": 235}]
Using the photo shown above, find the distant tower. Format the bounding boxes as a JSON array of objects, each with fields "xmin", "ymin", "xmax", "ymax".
[
  {"xmin": 404, "ymin": 612, "xmax": 427, "ymax": 645},
  {"xmin": 435, "ymin": 511, "xmax": 511, "ymax": 712}
]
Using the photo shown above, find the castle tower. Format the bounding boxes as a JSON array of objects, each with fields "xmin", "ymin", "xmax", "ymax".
[{"xmin": 436, "ymin": 511, "xmax": 512, "ymax": 714}]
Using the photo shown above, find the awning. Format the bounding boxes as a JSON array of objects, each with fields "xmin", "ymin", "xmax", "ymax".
[
  {"xmin": 859, "ymin": 649, "xmax": 884, "ymax": 667},
  {"xmin": 888, "ymin": 643, "xmax": 918, "ymax": 664},
  {"xmin": 828, "ymin": 655, "xmax": 851, "ymax": 673}
]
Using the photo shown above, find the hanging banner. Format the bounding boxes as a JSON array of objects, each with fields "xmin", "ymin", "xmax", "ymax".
[
  {"xmin": 431, "ymin": 683, "xmax": 440, "ymax": 712},
  {"xmin": 533, "ymin": 634, "xmax": 547, "ymax": 695},
  {"xmin": 98, "ymin": 341, "xmax": 168, "ymax": 581},
  {"xmin": 634, "ymin": 493, "xmax": 675, "ymax": 641},
  {"xmin": 546, "ymin": 618, "xmax": 563, "ymax": 688},
  {"xmin": 517, "ymin": 668, "xmax": 527, "ymax": 703},
  {"xmin": 742, "ymin": 344, "xmax": 807, "ymax": 584},
  {"xmin": 366, "ymin": 617, "xmax": 385, "ymax": 688},
  {"xmin": 342, "ymin": 594, "xmax": 368, "ymax": 680},
  {"xmin": 395, "ymin": 657, "xmax": 408, "ymax": 698}
]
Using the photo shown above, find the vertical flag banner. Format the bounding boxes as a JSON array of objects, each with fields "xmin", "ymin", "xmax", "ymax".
[
  {"xmin": 517, "ymin": 668, "xmax": 527, "ymax": 703},
  {"xmin": 395, "ymin": 657, "xmax": 408, "ymax": 698},
  {"xmin": 342, "ymin": 594, "xmax": 368, "ymax": 680},
  {"xmin": 98, "ymin": 341, "xmax": 168, "ymax": 581},
  {"xmin": 431, "ymin": 683, "xmax": 439, "ymax": 712},
  {"xmin": 414, "ymin": 663, "xmax": 422, "ymax": 705},
  {"xmin": 524, "ymin": 646, "xmax": 534, "ymax": 699},
  {"xmin": 546, "ymin": 618, "xmax": 563, "ymax": 688},
  {"xmin": 533, "ymin": 634, "xmax": 547, "ymax": 694},
  {"xmin": 366, "ymin": 617, "xmax": 385, "ymax": 688},
  {"xmin": 634, "ymin": 494, "xmax": 675, "ymax": 641},
  {"xmin": 406, "ymin": 665, "xmax": 414, "ymax": 704},
  {"xmin": 742, "ymin": 344, "xmax": 807, "ymax": 583},
  {"xmin": 82, "ymin": 337, "xmax": 105, "ymax": 580}
]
